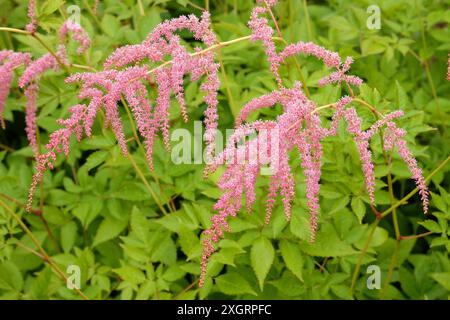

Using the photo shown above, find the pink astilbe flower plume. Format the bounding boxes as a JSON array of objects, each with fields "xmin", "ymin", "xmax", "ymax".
[
  {"xmin": 19, "ymin": 45, "xmax": 69, "ymax": 154},
  {"xmin": 383, "ymin": 122, "xmax": 429, "ymax": 213},
  {"xmin": 104, "ymin": 11, "xmax": 220, "ymax": 160},
  {"xmin": 59, "ymin": 19, "xmax": 91, "ymax": 55},
  {"xmin": 27, "ymin": 104, "xmax": 87, "ymax": 212},
  {"xmin": 249, "ymin": 0, "xmax": 362, "ymax": 90},
  {"xmin": 14, "ymin": 1, "xmax": 429, "ymax": 290},
  {"xmin": 0, "ymin": 51, "xmax": 31, "ymax": 128},
  {"xmin": 199, "ymin": 0, "xmax": 429, "ymax": 285},
  {"xmin": 24, "ymin": 84, "xmax": 39, "ymax": 154},
  {"xmin": 447, "ymin": 54, "xmax": 449, "ymax": 81},
  {"xmin": 26, "ymin": 0, "xmax": 38, "ymax": 34},
  {"xmin": 27, "ymin": 11, "xmax": 220, "ymax": 207}
]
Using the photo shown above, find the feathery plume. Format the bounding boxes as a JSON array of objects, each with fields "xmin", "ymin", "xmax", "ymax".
[{"xmin": 26, "ymin": 0, "xmax": 38, "ymax": 34}]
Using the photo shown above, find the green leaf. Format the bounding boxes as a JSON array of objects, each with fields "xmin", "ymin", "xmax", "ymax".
[
  {"xmin": 361, "ymin": 37, "xmax": 387, "ymax": 56},
  {"xmin": 431, "ymin": 273, "xmax": 450, "ymax": 290},
  {"xmin": 130, "ymin": 206, "xmax": 149, "ymax": 242},
  {"xmin": 101, "ymin": 14, "xmax": 121, "ymax": 37},
  {"xmin": 251, "ymin": 236, "xmax": 274, "ymax": 290},
  {"xmin": 298, "ymin": 224, "xmax": 357, "ymax": 257},
  {"xmin": 41, "ymin": 0, "xmax": 65, "ymax": 16},
  {"xmin": 72, "ymin": 200, "xmax": 103, "ymax": 229},
  {"xmin": 418, "ymin": 220, "xmax": 441, "ymax": 233},
  {"xmin": 0, "ymin": 262, "xmax": 23, "ymax": 291},
  {"xmin": 279, "ymin": 240, "xmax": 304, "ymax": 282},
  {"xmin": 112, "ymin": 182, "xmax": 151, "ymax": 201},
  {"xmin": 215, "ymin": 272, "xmax": 256, "ymax": 296},
  {"xmin": 83, "ymin": 150, "xmax": 109, "ymax": 172},
  {"xmin": 93, "ymin": 217, "xmax": 128, "ymax": 247},
  {"xmin": 60, "ymin": 221, "xmax": 78, "ymax": 253},
  {"xmin": 351, "ymin": 197, "xmax": 366, "ymax": 224},
  {"xmin": 113, "ymin": 266, "xmax": 146, "ymax": 285},
  {"xmin": 290, "ymin": 211, "xmax": 310, "ymax": 241}
]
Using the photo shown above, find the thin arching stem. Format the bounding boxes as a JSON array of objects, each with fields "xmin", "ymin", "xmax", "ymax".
[
  {"xmin": 350, "ymin": 154, "xmax": 450, "ymax": 295},
  {"xmin": 262, "ymin": 0, "xmax": 310, "ymax": 96},
  {"xmin": 0, "ymin": 199, "xmax": 89, "ymax": 300},
  {"xmin": 127, "ymin": 153, "xmax": 169, "ymax": 216},
  {"xmin": 121, "ymin": 97, "xmax": 175, "ymax": 213}
]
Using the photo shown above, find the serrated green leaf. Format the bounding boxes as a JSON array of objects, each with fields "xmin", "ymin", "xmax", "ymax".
[{"xmin": 251, "ymin": 236, "xmax": 274, "ymax": 290}]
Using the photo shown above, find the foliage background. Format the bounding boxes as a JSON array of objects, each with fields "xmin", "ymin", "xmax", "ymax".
[{"xmin": 0, "ymin": 0, "xmax": 449, "ymax": 300}]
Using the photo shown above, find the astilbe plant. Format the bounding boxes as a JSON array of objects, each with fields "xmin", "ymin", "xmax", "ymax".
[
  {"xmin": 0, "ymin": 0, "xmax": 431, "ymax": 289},
  {"xmin": 198, "ymin": 0, "xmax": 429, "ymax": 286},
  {"xmin": 26, "ymin": 10, "xmax": 220, "ymax": 210},
  {"xmin": 1, "ymin": 15, "xmax": 90, "ymax": 155}
]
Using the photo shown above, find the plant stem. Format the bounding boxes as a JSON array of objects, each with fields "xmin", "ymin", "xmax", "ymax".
[
  {"xmin": 127, "ymin": 153, "xmax": 168, "ymax": 215},
  {"xmin": 352, "ymin": 98, "xmax": 384, "ymax": 118},
  {"xmin": 0, "ymin": 143, "xmax": 15, "ymax": 152},
  {"xmin": 0, "ymin": 199, "xmax": 88, "ymax": 300},
  {"xmin": 302, "ymin": 0, "xmax": 312, "ymax": 41},
  {"xmin": 217, "ymin": 48, "xmax": 237, "ymax": 116},
  {"xmin": 350, "ymin": 219, "xmax": 380, "ymax": 293},
  {"xmin": 379, "ymin": 132, "xmax": 400, "ymax": 240},
  {"xmin": 351, "ymin": 154, "xmax": 450, "ymax": 295},
  {"xmin": 381, "ymin": 154, "xmax": 450, "ymax": 218},
  {"xmin": 141, "ymin": 35, "xmax": 284, "ymax": 81},
  {"xmin": 0, "ymin": 192, "xmax": 41, "ymax": 215},
  {"xmin": 137, "ymin": 0, "xmax": 145, "ymax": 16},
  {"xmin": 15, "ymin": 241, "xmax": 45, "ymax": 259},
  {"xmin": 399, "ymin": 231, "xmax": 433, "ymax": 240},
  {"xmin": 31, "ymin": 34, "xmax": 71, "ymax": 73},
  {"xmin": 121, "ymin": 97, "xmax": 175, "ymax": 213},
  {"xmin": 83, "ymin": 0, "xmax": 102, "ymax": 28},
  {"xmin": 263, "ymin": 0, "xmax": 310, "ymax": 96},
  {"xmin": 379, "ymin": 240, "xmax": 399, "ymax": 299},
  {"xmin": 186, "ymin": 1, "xmax": 205, "ymax": 11},
  {"xmin": 0, "ymin": 27, "xmax": 30, "ymax": 34}
]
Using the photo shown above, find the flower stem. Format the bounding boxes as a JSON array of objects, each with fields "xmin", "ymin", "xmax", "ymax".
[
  {"xmin": 350, "ymin": 219, "xmax": 380, "ymax": 293},
  {"xmin": 121, "ymin": 97, "xmax": 175, "ymax": 213},
  {"xmin": 127, "ymin": 153, "xmax": 169, "ymax": 215},
  {"xmin": 381, "ymin": 154, "xmax": 450, "ymax": 219},
  {"xmin": 302, "ymin": 0, "xmax": 313, "ymax": 41},
  {"xmin": 399, "ymin": 231, "xmax": 433, "ymax": 240},
  {"xmin": 31, "ymin": 33, "xmax": 71, "ymax": 73},
  {"xmin": 351, "ymin": 154, "xmax": 450, "ymax": 295},
  {"xmin": 0, "ymin": 27, "xmax": 30, "ymax": 35},
  {"xmin": 137, "ymin": 0, "xmax": 145, "ymax": 16},
  {"xmin": 0, "ymin": 199, "xmax": 89, "ymax": 300},
  {"xmin": 263, "ymin": 0, "xmax": 310, "ymax": 96},
  {"xmin": 379, "ymin": 240, "xmax": 400, "ymax": 299}
]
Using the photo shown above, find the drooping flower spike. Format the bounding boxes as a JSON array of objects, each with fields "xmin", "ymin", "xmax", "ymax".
[
  {"xmin": 104, "ymin": 11, "xmax": 220, "ymax": 160},
  {"xmin": 27, "ymin": 11, "xmax": 220, "ymax": 208},
  {"xmin": 248, "ymin": 0, "xmax": 362, "ymax": 89},
  {"xmin": 59, "ymin": 20, "xmax": 91, "ymax": 55},
  {"xmin": 0, "ymin": 51, "xmax": 31, "ymax": 128},
  {"xmin": 17, "ymin": 16, "xmax": 91, "ymax": 154},
  {"xmin": 26, "ymin": 0, "xmax": 38, "ymax": 34}
]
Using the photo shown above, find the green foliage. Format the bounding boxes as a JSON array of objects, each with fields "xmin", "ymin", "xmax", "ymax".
[{"xmin": 0, "ymin": 0, "xmax": 449, "ymax": 300}]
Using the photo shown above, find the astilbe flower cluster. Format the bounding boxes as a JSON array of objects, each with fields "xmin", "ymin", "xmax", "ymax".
[
  {"xmin": 27, "ymin": 11, "xmax": 220, "ymax": 209},
  {"xmin": 198, "ymin": 0, "xmax": 429, "ymax": 286},
  {"xmin": 0, "ymin": 51, "xmax": 31, "ymax": 128},
  {"xmin": 0, "ymin": 12, "xmax": 90, "ymax": 154},
  {"xmin": 5, "ymin": 0, "xmax": 430, "ymax": 287},
  {"xmin": 26, "ymin": 0, "xmax": 37, "ymax": 34}
]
